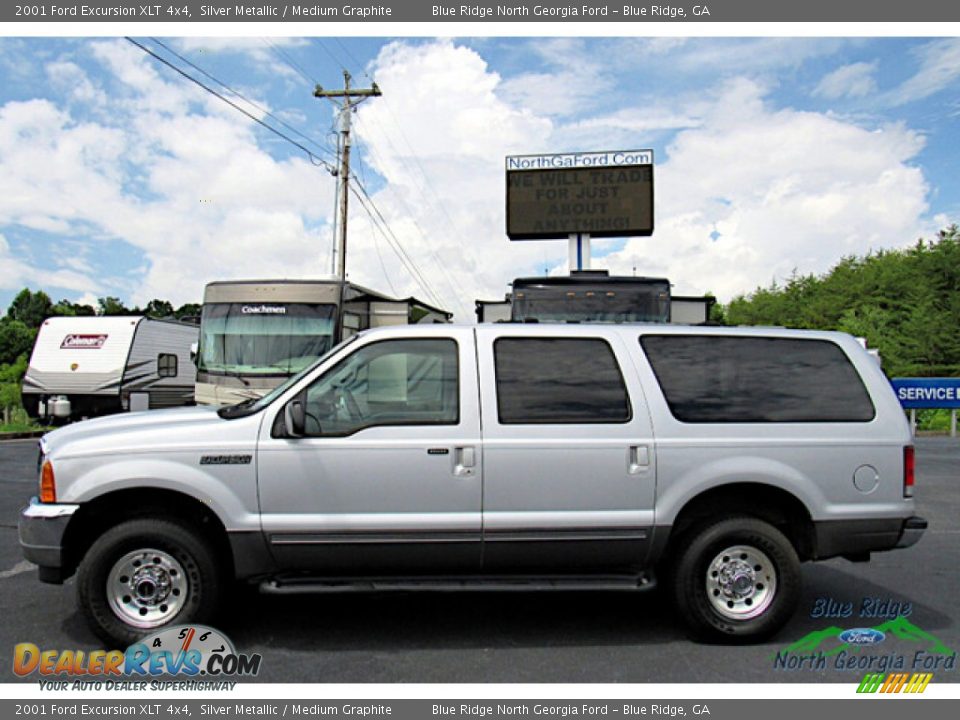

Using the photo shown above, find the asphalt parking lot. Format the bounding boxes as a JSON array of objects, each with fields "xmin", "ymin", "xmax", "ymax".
[{"xmin": 1, "ymin": 436, "xmax": 957, "ymax": 684}]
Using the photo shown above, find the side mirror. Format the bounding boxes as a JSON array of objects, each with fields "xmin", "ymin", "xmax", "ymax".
[
  {"xmin": 283, "ymin": 395, "xmax": 306, "ymax": 438},
  {"xmin": 189, "ymin": 342, "xmax": 198, "ymax": 365}
]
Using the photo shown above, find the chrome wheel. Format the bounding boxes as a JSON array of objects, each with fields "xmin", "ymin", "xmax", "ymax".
[
  {"xmin": 106, "ymin": 548, "xmax": 187, "ymax": 629},
  {"xmin": 705, "ymin": 544, "xmax": 777, "ymax": 621}
]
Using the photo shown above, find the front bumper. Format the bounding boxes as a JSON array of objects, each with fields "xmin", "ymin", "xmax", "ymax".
[
  {"xmin": 814, "ymin": 515, "xmax": 927, "ymax": 560},
  {"xmin": 18, "ymin": 497, "xmax": 80, "ymax": 584}
]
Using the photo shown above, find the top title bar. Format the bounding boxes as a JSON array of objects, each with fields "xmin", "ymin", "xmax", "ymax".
[{"xmin": 6, "ymin": 0, "xmax": 960, "ymax": 23}]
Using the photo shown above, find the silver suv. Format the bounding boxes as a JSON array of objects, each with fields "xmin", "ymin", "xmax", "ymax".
[{"xmin": 19, "ymin": 324, "xmax": 926, "ymax": 644}]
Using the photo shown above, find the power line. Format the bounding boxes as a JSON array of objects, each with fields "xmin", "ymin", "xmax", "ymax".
[
  {"xmin": 261, "ymin": 38, "xmax": 320, "ymax": 86},
  {"xmin": 333, "ymin": 38, "xmax": 372, "ymax": 81},
  {"xmin": 349, "ymin": 182, "xmax": 447, "ymax": 310},
  {"xmin": 349, "ymin": 179, "xmax": 464, "ymax": 314},
  {"xmin": 349, "ymin": 117, "xmax": 470, "ymax": 316},
  {"xmin": 125, "ymin": 37, "xmax": 336, "ymax": 173},
  {"xmin": 316, "ymin": 40, "xmax": 350, "ymax": 74},
  {"xmin": 148, "ymin": 38, "xmax": 337, "ymax": 164}
]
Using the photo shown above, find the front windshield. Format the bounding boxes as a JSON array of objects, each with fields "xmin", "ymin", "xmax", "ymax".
[
  {"xmin": 219, "ymin": 335, "xmax": 360, "ymax": 419},
  {"xmin": 512, "ymin": 284, "xmax": 670, "ymax": 324},
  {"xmin": 198, "ymin": 303, "xmax": 337, "ymax": 375}
]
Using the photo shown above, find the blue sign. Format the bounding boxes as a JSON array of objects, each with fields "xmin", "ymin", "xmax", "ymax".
[{"xmin": 891, "ymin": 378, "xmax": 960, "ymax": 409}]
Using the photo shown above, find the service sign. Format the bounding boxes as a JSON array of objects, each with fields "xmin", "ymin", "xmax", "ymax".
[
  {"xmin": 506, "ymin": 150, "xmax": 654, "ymax": 240},
  {"xmin": 891, "ymin": 377, "xmax": 960, "ymax": 409}
]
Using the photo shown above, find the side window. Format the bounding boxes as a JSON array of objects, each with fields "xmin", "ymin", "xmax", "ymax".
[
  {"xmin": 640, "ymin": 335, "xmax": 876, "ymax": 423},
  {"xmin": 302, "ymin": 338, "xmax": 459, "ymax": 436},
  {"xmin": 494, "ymin": 337, "xmax": 631, "ymax": 424},
  {"xmin": 157, "ymin": 353, "xmax": 178, "ymax": 378}
]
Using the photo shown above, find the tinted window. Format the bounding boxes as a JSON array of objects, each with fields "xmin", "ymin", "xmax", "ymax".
[
  {"xmin": 494, "ymin": 338, "xmax": 631, "ymax": 424},
  {"xmin": 640, "ymin": 335, "xmax": 875, "ymax": 423},
  {"xmin": 302, "ymin": 338, "xmax": 458, "ymax": 436}
]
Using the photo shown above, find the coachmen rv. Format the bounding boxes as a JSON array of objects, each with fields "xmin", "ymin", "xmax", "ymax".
[{"xmin": 21, "ymin": 316, "xmax": 198, "ymax": 421}]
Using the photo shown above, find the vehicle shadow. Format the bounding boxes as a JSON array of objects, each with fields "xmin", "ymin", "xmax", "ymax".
[
  {"xmin": 33, "ymin": 559, "xmax": 953, "ymax": 684},
  {"xmin": 212, "ymin": 561, "xmax": 954, "ymax": 654}
]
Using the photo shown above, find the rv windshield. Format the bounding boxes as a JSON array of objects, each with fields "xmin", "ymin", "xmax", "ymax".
[
  {"xmin": 512, "ymin": 283, "xmax": 670, "ymax": 324},
  {"xmin": 198, "ymin": 303, "xmax": 337, "ymax": 376}
]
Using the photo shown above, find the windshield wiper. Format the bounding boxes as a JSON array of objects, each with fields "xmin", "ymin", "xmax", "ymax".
[{"xmin": 217, "ymin": 396, "xmax": 259, "ymax": 419}]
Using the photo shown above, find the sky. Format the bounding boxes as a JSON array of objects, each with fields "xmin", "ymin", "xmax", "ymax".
[{"xmin": 0, "ymin": 35, "xmax": 958, "ymax": 320}]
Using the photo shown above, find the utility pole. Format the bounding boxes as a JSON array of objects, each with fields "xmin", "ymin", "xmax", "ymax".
[{"xmin": 314, "ymin": 71, "xmax": 381, "ymax": 282}]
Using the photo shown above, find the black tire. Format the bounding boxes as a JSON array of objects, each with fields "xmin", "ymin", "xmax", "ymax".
[
  {"xmin": 672, "ymin": 516, "xmax": 801, "ymax": 642},
  {"xmin": 77, "ymin": 518, "xmax": 224, "ymax": 647}
]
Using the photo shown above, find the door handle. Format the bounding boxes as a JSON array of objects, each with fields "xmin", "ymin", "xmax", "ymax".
[
  {"xmin": 628, "ymin": 445, "xmax": 650, "ymax": 475},
  {"xmin": 454, "ymin": 446, "xmax": 476, "ymax": 477}
]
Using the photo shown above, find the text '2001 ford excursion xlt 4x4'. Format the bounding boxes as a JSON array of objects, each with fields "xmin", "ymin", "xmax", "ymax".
[{"xmin": 20, "ymin": 324, "xmax": 926, "ymax": 645}]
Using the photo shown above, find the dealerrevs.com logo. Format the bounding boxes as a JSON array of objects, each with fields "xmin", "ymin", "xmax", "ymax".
[
  {"xmin": 13, "ymin": 625, "xmax": 261, "ymax": 690},
  {"xmin": 60, "ymin": 334, "xmax": 107, "ymax": 349}
]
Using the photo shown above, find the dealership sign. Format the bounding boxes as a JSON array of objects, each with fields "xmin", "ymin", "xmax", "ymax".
[
  {"xmin": 891, "ymin": 378, "xmax": 960, "ymax": 409},
  {"xmin": 506, "ymin": 150, "xmax": 654, "ymax": 240}
]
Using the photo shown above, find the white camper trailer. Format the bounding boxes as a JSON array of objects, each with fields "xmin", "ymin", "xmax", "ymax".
[{"xmin": 21, "ymin": 316, "xmax": 198, "ymax": 422}]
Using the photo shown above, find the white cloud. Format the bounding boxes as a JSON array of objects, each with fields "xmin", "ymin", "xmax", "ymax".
[
  {"xmin": 599, "ymin": 79, "xmax": 929, "ymax": 299},
  {"xmin": 613, "ymin": 38, "xmax": 849, "ymax": 76},
  {"xmin": 814, "ymin": 62, "xmax": 878, "ymax": 100},
  {"xmin": 354, "ymin": 43, "xmax": 930, "ymax": 311},
  {"xmin": 352, "ymin": 40, "xmax": 554, "ymax": 315},
  {"xmin": 0, "ymin": 41, "xmax": 337, "ymax": 308},
  {"xmin": 0, "ymin": 233, "xmax": 97, "ymax": 294},
  {"xmin": 171, "ymin": 37, "xmax": 312, "ymax": 83},
  {"xmin": 46, "ymin": 60, "xmax": 109, "ymax": 107},
  {"xmin": 889, "ymin": 38, "xmax": 960, "ymax": 106},
  {"xmin": 0, "ymin": 38, "xmax": 940, "ymax": 321},
  {"xmin": 497, "ymin": 39, "xmax": 613, "ymax": 117}
]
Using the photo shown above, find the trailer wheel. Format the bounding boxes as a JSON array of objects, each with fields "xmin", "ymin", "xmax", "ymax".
[
  {"xmin": 77, "ymin": 518, "xmax": 224, "ymax": 647},
  {"xmin": 672, "ymin": 516, "xmax": 800, "ymax": 642}
]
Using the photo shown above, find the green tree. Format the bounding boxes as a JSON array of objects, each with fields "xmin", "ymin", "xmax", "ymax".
[
  {"xmin": 144, "ymin": 299, "xmax": 175, "ymax": 318},
  {"xmin": 174, "ymin": 302, "xmax": 202, "ymax": 320},
  {"xmin": 51, "ymin": 299, "xmax": 96, "ymax": 317},
  {"xmin": 0, "ymin": 319, "xmax": 35, "ymax": 366},
  {"xmin": 97, "ymin": 296, "xmax": 131, "ymax": 316},
  {"xmin": 725, "ymin": 224, "xmax": 960, "ymax": 378},
  {"xmin": 7, "ymin": 288, "xmax": 53, "ymax": 328}
]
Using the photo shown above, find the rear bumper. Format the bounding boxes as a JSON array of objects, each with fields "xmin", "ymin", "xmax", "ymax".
[
  {"xmin": 814, "ymin": 515, "xmax": 927, "ymax": 560},
  {"xmin": 18, "ymin": 497, "xmax": 79, "ymax": 584},
  {"xmin": 894, "ymin": 516, "xmax": 928, "ymax": 549}
]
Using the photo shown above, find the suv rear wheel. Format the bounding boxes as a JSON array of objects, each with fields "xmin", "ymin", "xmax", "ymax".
[
  {"xmin": 77, "ymin": 518, "xmax": 223, "ymax": 646},
  {"xmin": 672, "ymin": 516, "xmax": 800, "ymax": 641}
]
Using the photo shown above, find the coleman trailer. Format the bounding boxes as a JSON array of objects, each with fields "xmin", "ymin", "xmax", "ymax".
[{"xmin": 22, "ymin": 316, "xmax": 198, "ymax": 422}]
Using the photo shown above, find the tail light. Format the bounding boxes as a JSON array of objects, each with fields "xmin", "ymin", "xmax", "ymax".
[
  {"xmin": 903, "ymin": 445, "xmax": 915, "ymax": 498},
  {"xmin": 40, "ymin": 460, "xmax": 56, "ymax": 503}
]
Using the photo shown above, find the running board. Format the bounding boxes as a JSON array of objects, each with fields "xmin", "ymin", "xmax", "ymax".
[{"xmin": 259, "ymin": 574, "xmax": 655, "ymax": 594}]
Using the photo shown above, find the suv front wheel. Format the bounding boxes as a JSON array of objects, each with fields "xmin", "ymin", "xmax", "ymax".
[
  {"xmin": 77, "ymin": 518, "xmax": 223, "ymax": 646},
  {"xmin": 672, "ymin": 516, "xmax": 801, "ymax": 641}
]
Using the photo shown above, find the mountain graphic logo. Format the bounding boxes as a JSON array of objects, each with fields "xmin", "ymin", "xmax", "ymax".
[{"xmin": 773, "ymin": 616, "xmax": 954, "ymax": 658}]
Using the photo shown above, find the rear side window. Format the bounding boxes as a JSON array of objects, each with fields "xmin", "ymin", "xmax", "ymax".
[
  {"xmin": 640, "ymin": 335, "xmax": 875, "ymax": 423},
  {"xmin": 157, "ymin": 353, "xmax": 178, "ymax": 378},
  {"xmin": 494, "ymin": 338, "xmax": 631, "ymax": 424}
]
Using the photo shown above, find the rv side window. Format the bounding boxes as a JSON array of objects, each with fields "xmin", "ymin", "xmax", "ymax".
[
  {"xmin": 493, "ymin": 337, "xmax": 631, "ymax": 424},
  {"xmin": 639, "ymin": 335, "xmax": 876, "ymax": 423},
  {"xmin": 157, "ymin": 353, "xmax": 178, "ymax": 378}
]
